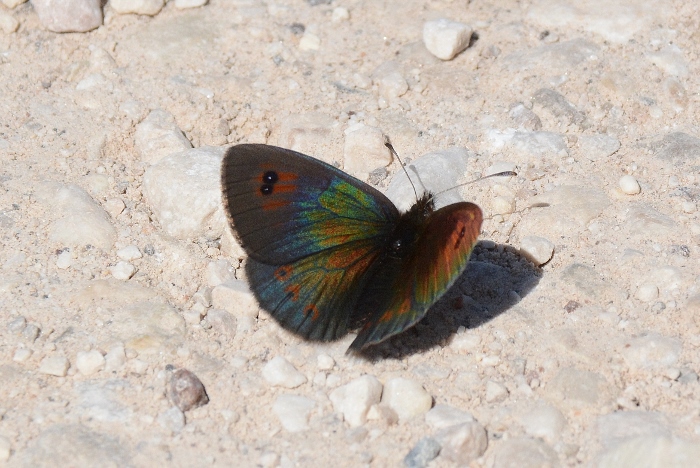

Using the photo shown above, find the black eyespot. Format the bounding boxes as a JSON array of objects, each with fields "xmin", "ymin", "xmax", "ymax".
[
  {"xmin": 260, "ymin": 184, "xmax": 274, "ymax": 195},
  {"xmin": 391, "ymin": 239, "xmax": 403, "ymax": 253},
  {"xmin": 262, "ymin": 170, "xmax": 278, "ymax": 184}
]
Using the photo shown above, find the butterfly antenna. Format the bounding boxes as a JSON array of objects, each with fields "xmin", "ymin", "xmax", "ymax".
[
  {"xmin": 384, "ymin": 137, "xmax": 419, "ymax": 202},
  {"xmin": 427, "ymin": 170, "xmax": 518, "ymax": 205}
]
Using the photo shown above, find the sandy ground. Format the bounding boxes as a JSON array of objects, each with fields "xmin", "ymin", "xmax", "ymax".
[{"xmin": 1, "ymin": 0, "xmax": 699, "ymax": 466}]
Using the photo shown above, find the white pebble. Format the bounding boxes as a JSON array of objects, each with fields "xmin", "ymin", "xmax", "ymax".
[
  {"xmin": 206, "ymin": 259, "xmax": 236, "ymax": 287},
  {"xmin": 485, "ymin": 380, "xmax": 508, "ymax": 403},
  {"xmin": 56, "ymin": 250, "xmax": 72, "ymax": 269},
  {"xmin": 343, "ymin": 124, "xmax": 391, "ymax": 180},
  {"xmin": 0, "ymin": 13, "xmax": 19, "ymax": 34},
  {"xmin": 158, "ymin": 406, "xmax": 185, "ymax": 433},
  {"xmin": 366, "ymin": 403, "xmax": 398, "ymax": 425},
  {"xmin": 174, "ymin": 0, "xmax": 207, "ymax": 9},
  {"xmin": 111, "ymin": 0, "xmax": 164, "ymax": 16},
  {"xmin": 423, "ymin": 19, "xmax": 473, "ymax": 61},
  {"xmin": 0, "ymin": 435, "xmax": 10, "ymax": 462},
  {"xmin": 299, "ymin": 32, "xmax": 320, "ymax": 51},
  {"xmin": 425, "ymin": 404, "xmax": 474, "ymax": 429},
  {"xmin": 272, "ymin": 394, "xmax": 316, "ymax": 432},
  {"xmin": 519, "ymin": 404, "xmax": 567, "ymax": 443},
  {"xmin": 75, "ymin": 350, "xmax": 106, "ymax": 376},
  {"xmin": 491, "ymin": 196, "xmax": 515, "ymax": 215},
  {"xmin": 13, "ymin": 348, "xmax": 32, "ymax": 363},
  {"xmin": 111, "ymin": 261, "xmax": 135, "ymax": 280},
  {"xmin": 211, "ymin": 280, "xmax": 259, "ymax": 318},
  {"xmin": 681, "ymin": 201, "xmax": 696, "ymax": 213},
  {"xmin": 520, "ymin": 235, "xmax": 555, "ymax": 266},
  {"xmin": 262, "ymin": 356, "xmax": 307, "ymax": 388},
  {"xmin": 381, "ymin": 378, "xmax": 432, "ymax": 422},
  {"xmin": 39, "ymin": 355, "xmax": 70, "ymax": 377},
  {"xmin": 621, "ymin": 332, "xmax": 682, "ymax": 370},
  {"xmin": 636, "ymin": 282, "xmax": 659, "ymax": 302},
  {"xmin": 317, "ymin": 354, "xmax": 335, "ymax": 370},
  {"xmin": 329, "ymin": 375, "xmax": 383, "ymax": 427},
  {"xmin": 331, "ymin": 7, "xmax": 349, "ymax": 22},
  {"xmin": 117, "ymin": 245, "xmax": 142, "ymax": 261},
  {"xmin": 435, "ymin": 421, "xmax": 488, "ymax": 464},
  {"xmin": 105, "ymin": 345, "xmax": 127, "ymax": 372},
  {"xmin": 449, "ymin": 332, "xmax": 481, "ymax": 353},
  {"xmin": 619, "ymin": 175, "xmax": 641, "ymax": 194},
  {"xmin": 103, "ymin": 198, "xmax": 126, "ymax": 218}
]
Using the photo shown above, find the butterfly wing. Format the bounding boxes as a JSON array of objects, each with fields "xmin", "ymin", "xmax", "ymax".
[
  {"xmin": 221, "ymin": 144, "xmax": 399, "ymax": 341},
  {"xmin": 350, "ymin": 202, "xmax": 483, "ymax": 350}
]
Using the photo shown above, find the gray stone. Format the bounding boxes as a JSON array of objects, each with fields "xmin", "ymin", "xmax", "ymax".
[
  {"xmin": 167, "ymin": 368, "xmax": 209, "ymax": 412},
  {"xmin": 653, "ymin": 132, "xmax": 700, "ymax": 164},
  {"xmin": 404, "ymin": 437, "xmax": 441, "ymax": 468},
  {"xmin": 532, "ymin": 88, "xmax": 586, "ymax": 127},
  {"xmin": 491, "ymin": 437, "xmax": 559, "ymax": 468},
  {"xmin": 625, "ymin": 205, "xmax": 676, "ymax": 239},
  {"xmin": 508, "ymin": 102, "xmax": 542, "ymax": 131},
  {"xmin": 74, "ymin": 380, "xmax": 133, "ymax": 423},
  {"xmin": 31, "ymin": 0, "xmax": 102, "ymax": 33},
  {"xmin": 435, "ymin": 421, "xmax": 488, "ymax": 465}
]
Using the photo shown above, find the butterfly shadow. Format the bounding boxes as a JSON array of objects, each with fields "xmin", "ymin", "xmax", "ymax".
[{"xmin": 358, "ymin": 241, "xmax": 543, "ymax": 360}]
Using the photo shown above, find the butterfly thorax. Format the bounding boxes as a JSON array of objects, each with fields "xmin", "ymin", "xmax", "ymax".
[{"xmin": 387, "ymin": 193, "xmax": 435, "ymax": 258}]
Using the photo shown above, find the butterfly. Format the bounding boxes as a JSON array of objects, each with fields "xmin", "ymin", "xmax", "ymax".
[{"xmin": 220, "ymin": 144, "xmax": 482, "ymax": 351}]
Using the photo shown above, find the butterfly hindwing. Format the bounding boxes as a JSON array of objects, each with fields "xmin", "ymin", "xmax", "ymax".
[
  {"xmin": 350, "ymin": 202, "xmax": 483, "ymax": 350},
  {"xmin": 221, "ymin": 144, "xmax": 398, "ymax": 341},
  {"xmin": 221, "ymin": 144, "xmax": 398, "ymax": 265}
]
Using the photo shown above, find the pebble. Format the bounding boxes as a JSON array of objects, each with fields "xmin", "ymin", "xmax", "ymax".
[
  {"xmin": 621, "ymin": 332, "xmax": 682, "ymax": 370},
  {"xmin": 491, "ymin": 437, "xmax": 559, "ymax": 468},
  {"xmin": 381, "ymin": 378, "xmax": 432, "ymax": 422},
  {"xmin": 647, "ymin": 45, "xmax": 689, "ymax": 78},
  {"xmin": 502, "ymin": 38, "xmax": 599, "ymax": 73},
  {"xmin": 636, "ymin": 282, "xmax": 659, "ymax": 302},
  {"xmin": 329, "ymin": 375, "xmax": 383, "ymax": 427},
  {"xmin": 404, "ymin": 437, "xmax": 441, "ymax": 468},
  {"xmin": 206, "ymin": 259, "xmax": 236, "ymax": 287},
  {"xmin": 0, "ymin": 435, "xmax": 9, "ymax": 462},
  {"xmin": 578, "ymin": 134, "xmax": 621, "ymax": 161},
  {"xmin": 532, "ymin": 88, "xmax": 586, "ymax": 127},
  {"xmin": 519, "ymin": 235, "xmax": 554, "ymax": 266},
  {"xmin": 510, "ymin": 131, "xmax": 569, "ymax": 158},
  {"xmin": 116, "ymin": 245, "xmax": 142, "ymax": 261},
  {"xmin": 434, "ymin": 421, "xmax": 488, "ymax": 465},
  {"xmin": 519, "ymin": 404, "xmax": 567, "ymax": 443},
  {"xmin": 653, "ymin": 132, "xmax": 700, "ymax": 164},
  {"xmin": 485, "ymin": 380, "xmax": 509, "ymax": 403},
  {"xmin": 105, "ymin": 345, "xmax": 127, "ymax": 372},
  {"xmin": 0, "ymin": 13, "xmax": 19, "ymax": 34},
  {"xmin": 174, "ymin": 0, "xmax": 207, "ymax": 8},
  {"xmin": 134, "ymin": 109, "xmax": 192, "ymax": 165},
  {"xmin": 343, "ymin": 124, "xmax": 391, "ymax": 180},
  {"xmin": 158, "ymin": 406, "xmax": 186, "ymax": 433},
  {"xmin": 23, "ymin": 323, "xmax": 40, "ymax": 341},
  {"xmin": 508, "ymin": 102, "xmax": 542, "ymax": 130},
  {"xmin": 13, "ymin": 347, "xmax": 32, "ymax": 362},
  {"xmin": 34, "ymin": 183, "xmax": 117, "ymax": 250},
  {"xmin": 211, "ymin": 280, "xmax": 259, "ymax": 318},
  {"xmin": 167, "ymin": 368, "xmax": 209, "ymax": 412},
  {"xmin": 619, "ymin": 175, "xmax": 641, "ymax": 194},
  {"xmin": 366, "ymin": 403, "xmax": 398, "ymax": 425},
  {"xmin": 3, "ymin": 0, "xmax": 26, "ymax": 8},
  {"xmin": 331, "ymin": 6, "xmax": 349, "ymax": 22},
  {"xmin": 276, "ymin": 112, "xmax": 336, "ymax": 163},
  {"xmin": 31, "ymin": 0, "xmax": 102, "ymax": 33},
  {"xmin": 8, "ymin": 315, "xmax": 26, "ymax": 334},
  {"xmin": 299, "ymin": 31, "xmax": 321, "ymax": 51},
  {"xmin": 111, "ymin": 261, "xmax": 135, "ymax": 280},
  {"xmin": 385, "ymin": 147, "xmax": 475, "ymax": 212},
  {"xmin": 422, "ymin": 19, "xmax": 472, "ymax": 61},
  {"xmin": 372, "ymin": 61, "xmax": 409, "ymax": 100},
  {"xmin": 597, "ymin": 411, "xmax": 671, "ymax": 447},
  {"xmin": 56, "ymin": 250, "xmax": 72, "ymax": 269},
  {"xmin": 317, "ymin": 354, "xmax": 335, "ymax": 370},
  {"xmin": 546, "ymin": 367, "xmax": 610, "ymax": 409},
  {"xmin": 76, "ymin": 350, "xmax": 105, "ymax": 375},
  {"xmin": 425, "ymin": 404, "xmax": 474, "ymax": 429},
  {"xmin": 625, "ymin": 205, "xmax": 676, "ymax": 239},
  {"xmin": 205, "ymin": 309, "xmax": 237, "ymax": 337},
  {"xmin": 39, "ymin": 355, "xmax": 71, "ymax": 377},
  {"xmin": 597, "ymin": 435, "xmax": 700, "ymax": 467},
  {"xmin": 142, "ymin": 146, "xmax": 225, "ymax": 239},
  {"xmin": 272, "ymin": 394, "xmax": 316, "ymax": 432},
  {"xmin": 262, "ymin": 356, "xmax": 307, "ymax": 388},
  {"xmin": 111, "ymin": 0, "xmax": 165, "ymax": 15},
  {"xmin": 448, "ymin": 332, "xmax": 481, "ymax": 353}
]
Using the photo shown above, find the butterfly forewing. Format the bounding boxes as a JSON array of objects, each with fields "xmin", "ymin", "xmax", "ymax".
[{"xmin": 350, "ymin": 202, "xmax": 483, "ymax": 350}]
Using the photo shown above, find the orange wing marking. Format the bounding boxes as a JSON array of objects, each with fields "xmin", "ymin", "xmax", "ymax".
[
  {"xmin": 284, "ymin": 283, "xmax": 301, "ymax": 301},
  {"xmin": 304, "ymin": 304, "xmax": 320, "ymax": 321},
  {"xmin": 274, "ymin": 265, "xmax": 293, "ymax": 281}
]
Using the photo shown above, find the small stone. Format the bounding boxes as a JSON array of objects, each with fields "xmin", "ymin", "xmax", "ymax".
[
  {"xmin": 546, "ymin": 367, "xmax": 610, "ymax": 409},
  {"xmin": 13, "ymin": 348, "xmax": 32, "ymax": 362},
  {"xmin": 299, "ymin": 31, "xmax": 320, "ymax": 51},
  {"xmin": 75, "ymin": 350, "xmax": 105, "ymax": 376},
  {"xmin": 174, "ymin": 0, "xmax": 207, "ymax": 8},
  {"xmin": 317, "ymin": 354, "xmax": 335, "ymax": 370},
  {"xmin": 3, "ymin": 0, "xmax": 27, "ymax": 8},
  {"xmin": 272, "ymin": 394, "xmax": 316, "ymax": 432},
  {"xmin": 110, "ymin": 261, "xmax": 135, "ymax": 280},
  {"xmin": 404, "ymin": 437, "xmax": 441, "ymax": 468},
  {"xmin": 0, "ymin": 13, "xmax": 19, "ymax": 34},
  {"xmin": 597, "ymin": 411, "xmax": 671, "ymax": 446},
  {"xmin": 135, "ymin": 109, "xmax": 192, "ymax": 165},
  {"xmin": 343, "ymin": 124, "xmax": 391, "ymax": 180},
  {"xmin": 116, "ymin": 245, "xmax": 142, "ymax": 261},
  {"xmin": 22, "ymin": 323, "xmax": 40, "ymax": 341},
  {"xmin": 520, "ymin": 235, "xmax": 555, "ymax": 266},
  {"xmin": 206, "ymin": 259, "xmax": 236, "ymax": 287},
  {"xmin": 382, "ymin": 378, "xmax": 432, "ymax": 422},
  {"xmin": 508, "ymin": 102, "xmax": 542, "ymax": 131},
  {"xmin": 56, "ymin": 250, "xmax": 72, "ymax": 269},
  {"xmin": 519, "ymin": 404, "xmax": 567, "ymax": 443},
  {"xmin": 329, "ymin": 375, "xmax": 383, "ymax": 427},
  {"xmin": 262, "ymin": 356, "xmax": 307, "ymax": 388},
  {"xmin": 491, "ymin": 437, "xmax": 559, "ymax": 468},
  {"xmin": 167, "ymin": 368, "xmax": 209, "ymax": 412},
  {"xmin": 532, "ymin": 88, "xmax": 585, "ymax": 127},
  {"xmin": 103, "ymin": 198, "xmax": 125, "ymax": 218},
  {"xmin": 331, "ymin": 7, "xmax": 349, "ymax": 22},
  {"xmin": 435, "ymin": 421, "xmax": 488, "ymax": 464},
  {"xmin": 31, "ymin": 0, "xmax": 102, "ymax": 32},
  {"xmin": 425, "ymin": 404, "xmax": 474, "ymax": 429},
  {"xmin": 619, "ymin": 175, "xmax": 641, "ymax": 194},
  {"xmin": 485, "ymin": 380, "xmax": 508, "ymax": 403},
  {"xmin": 598, "ymin": 435, "xmax": 700, "ymax": 467},
  {"xmin": 104, "ymin": 345, "xmax": 126, "ymax": 372},
  {"xmin": 128, "ymin": 359, "xmax": 149, "ymax": 375},
  {"xmin": 578, "ymin": 134, "xmax": 620, "ymax": 161},
  {"xmin": 449, "ymin": 332, "xmax": 481, "ymax": 353},
  {"xmin": 636, "ymin": 283, "xmax": 659, "ymax": 302},
  {"xmin": 158, "ymin": 406, "xmax": 185, "ymax": 433},
  {"xmin": 39, "ymin": 355, "xmax": 70, "ymax": 377},
  {"xmin": 372, "ymin": 61, "xmax": 409, "ymax": 100},
  {"xmin": 423, "ymin": 19, "xmax": 473, "ymax": 61},
  {"xmin": 366, "ymin": 403, "xmax": 398, "ymax": 425},
  {"xmin": 0, "ymin": 435, "xmax": 10, "ymax": 462},
  {"xmin": 205, "ymin": 309, "xmax": 237, "ymax": 337},
  {"xmin": 111, "ymin": 0, "xmax": 164, "ymax": 15},
  {"xmin": 8, "ymin": 316, "xmax": 27, "ymax": 334},
  {"xmin": 211, "ymin": 280, "xmax": 259, "ymax": 318},
  {"xmin": 621, "ymin": 332, "xmax": 682, "ymax": 370}
]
